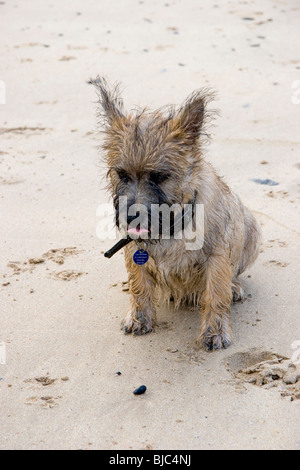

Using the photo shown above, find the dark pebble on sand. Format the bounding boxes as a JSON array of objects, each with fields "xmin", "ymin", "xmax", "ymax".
[
  {"xmin": 133, "ymin": 385, "xmax": 147, "ymax": 395},
  {"xmin": 252, "ymin": 178, "xmax": 279, "ymax": 186}
]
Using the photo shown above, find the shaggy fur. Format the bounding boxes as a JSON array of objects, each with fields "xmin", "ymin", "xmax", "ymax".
[{"xmin": 93, "ymin": 77, "xmax": 261, "ymax": 350}]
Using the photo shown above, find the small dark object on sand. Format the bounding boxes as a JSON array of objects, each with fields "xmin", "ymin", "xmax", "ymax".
[
  {"xmin": 252, "ymin": 178, "xmax": 279, "ymax": 186},
  {"xmin": 133, "ymin": 385, "xmax": 147, "ymax": 395}
]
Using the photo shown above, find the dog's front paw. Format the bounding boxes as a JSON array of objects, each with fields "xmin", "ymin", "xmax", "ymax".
[
  {"xmin": 121, "ymin": 309, "xmax": 154, "ymax": 335},
  {"xmin": 197, "ymin": 325, "xmax": 232, "ymax": 351}
]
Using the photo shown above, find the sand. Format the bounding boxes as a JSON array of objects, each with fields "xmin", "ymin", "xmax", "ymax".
[{"xmin": 0, "ymin": 0, "xmax": 299, "ymax": 450}]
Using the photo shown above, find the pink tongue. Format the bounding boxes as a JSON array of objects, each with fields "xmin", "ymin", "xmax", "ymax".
[{"xmin": 127, "ymin": 227, "xmax": 149, "ymax": 235}]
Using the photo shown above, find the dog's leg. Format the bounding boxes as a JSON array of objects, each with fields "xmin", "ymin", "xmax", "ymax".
[
  {"xmin": 122, "ymin": 246, "xmax": 157, "ymax": 335},
  {"xmin": 232, "ymin": 278, "xmax": 244, "ymax": 302},
  {"xmin": 198, "ymin": 252, "xmax": 233, "ymax": 350}
]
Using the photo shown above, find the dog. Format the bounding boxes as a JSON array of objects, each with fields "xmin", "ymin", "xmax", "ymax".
[{"xmin": 93, "ymin": 77, "xmax": 261, "ymax": 350}]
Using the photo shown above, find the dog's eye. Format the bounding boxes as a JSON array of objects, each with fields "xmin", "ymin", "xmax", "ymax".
[
  {"xmin": 116, "ymin": 169, "xmax": 130, "ymax": 183},
  {"xmin": 149, "ymin": 171, "xmax": 170, "ymax": 185}
]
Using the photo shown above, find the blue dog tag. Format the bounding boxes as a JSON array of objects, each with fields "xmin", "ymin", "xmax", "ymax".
[{"xmin": 133, "ymin": 249, "xmax": 149, "ymax": 265}]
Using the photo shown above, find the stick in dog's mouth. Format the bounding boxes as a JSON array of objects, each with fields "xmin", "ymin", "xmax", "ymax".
[
  {"xmin": 104, "ymin": 237, "xmax": 132, "ymax": 258},
  {"xmin": 104, "ymin": 226, "xmax": 150, "ymax": 258}
]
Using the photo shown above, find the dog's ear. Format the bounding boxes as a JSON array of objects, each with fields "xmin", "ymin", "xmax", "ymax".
[
  {"xmin": 91, "ymin": 76, "xmax": 125, "ymax": 127},
  {"xmin": 167, "ymin": 89, "xmax": 215, "ymax": 146}
]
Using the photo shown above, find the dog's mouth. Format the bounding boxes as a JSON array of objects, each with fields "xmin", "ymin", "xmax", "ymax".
[
  {"xmin": 127, "ymin": 226, "xmax": 150, "ymax": 236},
  {"xmin": 127, "ymin": 224, "xmax": 150, "ymax": 241}
]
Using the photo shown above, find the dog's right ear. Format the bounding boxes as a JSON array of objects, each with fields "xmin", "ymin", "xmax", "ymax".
[{"xmin": 91, "ymin": 76, "xmax": 125, "ymax": 127}]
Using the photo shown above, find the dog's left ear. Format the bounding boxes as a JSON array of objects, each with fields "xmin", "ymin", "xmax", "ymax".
[{"xmin": 168, "ymin": 89, "xmax": 215, "ymax": 145}]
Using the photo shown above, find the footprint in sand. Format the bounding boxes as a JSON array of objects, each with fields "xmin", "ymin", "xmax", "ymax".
[
  {"xmin": 226, "ymin": 349, "xmax": 300, "ymax": 401},
  {"xmin": 6, "ymin": 247, "xmax": 84, "ymax": 277},
  {"xmin": 51, "ymin": 270, "xmax": 84, "ymax": 281}
]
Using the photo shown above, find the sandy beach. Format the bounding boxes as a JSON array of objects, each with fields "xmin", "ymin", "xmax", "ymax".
[{"xmin": 0, "ymin": 0, "xmax": 299, "ymax": 450}]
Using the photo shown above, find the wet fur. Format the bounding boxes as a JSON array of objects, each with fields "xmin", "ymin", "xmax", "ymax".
[{"xmin": 93, "ymin": 77, "xmax": 261, "ymax": 350}]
